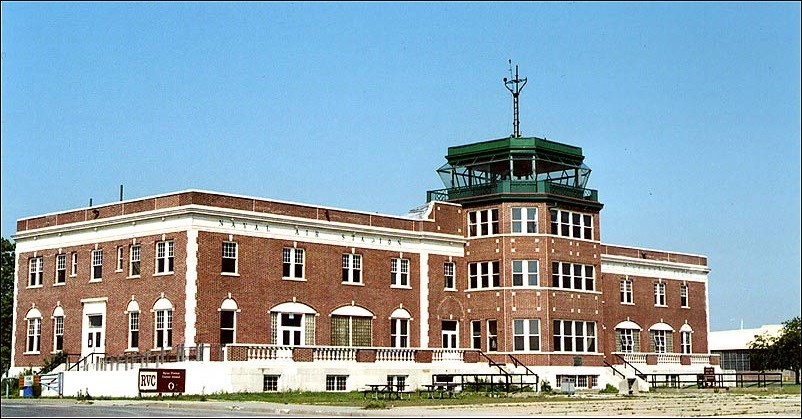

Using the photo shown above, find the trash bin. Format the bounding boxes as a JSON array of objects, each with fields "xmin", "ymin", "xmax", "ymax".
[{"xmin": 22, "ymin": 386, "xmax": 33, "ymax": 398}]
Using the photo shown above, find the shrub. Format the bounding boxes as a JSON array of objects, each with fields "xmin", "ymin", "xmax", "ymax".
[
  {"xmin": 600, "ymin": 383, "xmax": 619, "ymax": 393},
  {"xmin": 540, "ymin": 379, "xmax": 553, "ymax": 394}
]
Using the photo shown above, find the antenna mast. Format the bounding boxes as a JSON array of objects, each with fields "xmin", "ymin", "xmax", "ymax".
[{"xmin": 503, "ymin": 60, "xmax": 528, "ymax": 138}]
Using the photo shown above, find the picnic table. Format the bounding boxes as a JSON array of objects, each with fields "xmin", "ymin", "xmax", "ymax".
[
  {"xmin": 362, "ymin": 383, "xmax": 408, "ymax": 400},
  {"xmin": 419, "ymin": 382, "xmax": 460, "ymax": 399}
]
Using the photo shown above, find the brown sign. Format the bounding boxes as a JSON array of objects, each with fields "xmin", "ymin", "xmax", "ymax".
[{"xmin": 138, "ymin": 368, "xmax": 186, "ymax": 393}]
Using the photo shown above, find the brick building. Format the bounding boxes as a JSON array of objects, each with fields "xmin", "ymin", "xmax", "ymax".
[{"xmin": 9, "ymin": 134, "xmax": 716, "ymax": 395}]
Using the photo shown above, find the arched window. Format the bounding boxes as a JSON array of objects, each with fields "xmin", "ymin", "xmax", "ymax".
[
  {"xmin": 25, "ymin": 307, "xmax": 43, "ymax": 353},
  {"xmin": 152, "ymin": 297, "xmax": 173, "ymax": 349},
  {"xmin": 220, "ymin": 297, "xmax": 239, "ymax": 345},
  {"xmin": 649, "ymin": 322, "xmax": 674, "ymax": 353},
  {"xmin": 330, "ymin": 305, "xmax": 374, "ymax": 347},
  {"xmin": 679, "ymin": 323, "xmax": 693, "ymax": 354},
  {"xmin": 614, "ymin": 320, "xmax": 642, "ymax": 353},
  {"xmin": 126, "ymin": 300, "xmax": 141, "ymax": 350},
  {"xmin": 270, "ymin": 302, "xmax": 317, "ymax": 346},
  {"xmin": 390, "ymin": 308, "xmax": 411, "ymax": 348},
  {"xmin": 52, "ymin": 306, "xmax": 65, "ymax": 352}
]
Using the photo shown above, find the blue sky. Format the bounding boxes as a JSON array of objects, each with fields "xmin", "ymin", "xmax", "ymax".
[{"xmin": 2, "ymin": 2, "xmax": 800, "ymax": 331}]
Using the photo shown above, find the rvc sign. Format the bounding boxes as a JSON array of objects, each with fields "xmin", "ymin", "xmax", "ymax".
[{"xmin": 138, "ymin": 368, "xmax": 186, "ymax": 394}]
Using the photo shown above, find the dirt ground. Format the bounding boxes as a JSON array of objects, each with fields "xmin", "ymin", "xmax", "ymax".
[{"xmin": 375, "ymin": 391, "xmax": 802, "ymax": 417}]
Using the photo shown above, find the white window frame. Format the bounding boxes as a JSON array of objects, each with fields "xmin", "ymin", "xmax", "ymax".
[
  {"xmin": 654, "ymin": 282, "xmax": 667, "ymax": 306},
  {"xmin": 155, "ymin": 240, "xmax": 174, "ymax": 274},
  {"xmin": 680, "ymin": 284, "xmax": 689, "ymax": 308},
  {"xmin": 553, "ymin": 320, "xmax": 597, "ymax": 353},
  {"xmin": 441, "ymin": 320, "xmax": 458, "ymax": 348},
  {"xmin": 26, "ymin": 317, "xmax": 41, "ymax": 353},
  {"xmin": 390, "ymin": 318, "xmax": 409, "ymax": 348},
  {"xmin": 220, "ymin": 309, "xmax": 237, "ymax": 345},
  {"xmin": 390, "ymin": 258, "xmax": 410, "ymax": 288},
  {"xmin": 468, "ymin": 261, "xmax": 500, "ymax": 289},
  {"xmin": 154, "ymin": 309, "xmax": 173, "ymax": 349},
  {"xmin": 444, "ymin": 262, "xmax": 456, "ymax": 290},
  {"xmin": 70, "ymin": 252, "xmax": 78, "ymax": 277},
  {"xmin": 55, "ymin": 254, "xmax": 66, "ymax": 285},
  {"xmin": 467, "ymin": 208, "xmax": 499, "ymax": 237},
  {"xmin": 129, "ymin": 245, "xmax": 141, "ymax": 277},
  {"xmin": 53, "ymin": 315, "xmax": 64, "ymax": 352},
  {"xmin": 652, "ymin": 330, "xmax": 667, "ymax": 353},
  {"xmin": 128, "ymin": 311, "xmax": 140, "ymax": 350},
  {"xmin": 619, "ymin": 328, "xmax": 635, "ymax": 353},
  {"xmin": 550, "ymin": 209, "xmax": 593, "ymax": 240},
  {"xmin": 29, "ymin": 257, "xmax": 43, "ymax": 287},
  {"xmin": 487, "ymin": 320, "xmax": 498, "ymax": 352},
  {"xmin": 620, "ymin": 279, "xmax": 633, "ymax": 304},
  {"xmin": 511, "ymin": 207, "xmax": 538, "ymax": 234},
  {"xmin": 341, "ymin": 254, "xmax": 362, "ymax": 284},
  {"xmin": 116, "ymin": 246, "xmax": 124, "ymax": 272},
  {"xmin": 680, "ymin": 331, "xmax": 692, "ymax": 354},
  {"xmin": 277, "ymin": 313, "xmax": 305, "ymax": 346},
  {"xmin": 470, "ymin": 320, "xmax": 481, "ymax": 349},
  {"xmin": 512, "ymin": 260, "xmax": 539, "ymax": 287},
  {"xmin": 282, "ymin": 248, "xmax": 305, "ymax": 280},
  {"xmin": 91, "ymin": 249, "xmax": 103, "ymax": 281},
  {"xmin": 513, "ymin": 319, "xmax": 541, "ymax": 352},
  {"xmin": 552, "ymin": 262, "xmax": 595, "ymax": 291},
  {"xmin": 221, "ymin": 241, "xmax": 238, "ymax": 275}
]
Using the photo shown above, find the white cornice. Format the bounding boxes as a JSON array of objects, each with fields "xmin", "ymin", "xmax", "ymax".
[
  {"xmin": 600, "ymin": 254, "xmax": 709, "ymax": 282},
  {"xmin": 14, "ymin": 204, "xmax": 465, "ymax": 257}
]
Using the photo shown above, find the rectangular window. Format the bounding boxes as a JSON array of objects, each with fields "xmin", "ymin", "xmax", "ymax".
[
  {"xmin": 331, "ymin": 315, "xmax": 372, "ymax": 346},
  {"xmin": 391, "ymin": 258, "xmax": 409, "ymax": 287},
  {"xmin": 651, "ymin": 330, "xmax": 667, "ymax": 353},
  {"xmin": 511, "ymin": 207, "xmax": 538, "ymax": 234},
  {"xmin": 282, "ymin": 248, "xmax": 305, "ymax": 279},
  {"xmin": 53, "ymin": 316, "xmax": 64, "ymax": 351},
  {"xmin": 468, "ymin": 208, "xmax": 499, "ymax": 237},
  {"xmin": 129, "ymin": 245, "xmax": 141, "ymax": 277},
  {"xmin": 617, "ymin": 329, "xmax": 639, "ymax": 353},
  {"xmin": 551, "ymin": 262, "xmax": 594, "ymax": 291},
  {"xmin": 512, "ymin": 260, "xmax": 539, "ymax": 287},
  {"xmin": 116, "ymin": 246, "xmax": 124, "ymax": 271},
  {"xmin": 221, "ymin": 241, "xmax": 237, "ymax": 274},
  {"xmin": 471, "ymin": 320, "xmax": 481, "ymax": 349},
  {"xmin": 468, "ymin": 261, "xmax": 500, "ymax": 289},
  {"xmin": 513, "ymin": 319, "xmax": 541, "ymax": 351},
  {"xmin": 220, "ymin": 310, "xmax": 235, "ymax": 345},
  {"xmin": 552, "ymin": 320, "xmax": 596, "ymax": 353},
  {"xmin": 325, "ymin": 375, "xmax": 347, "ymax": 392},
  {"xmin": 487, "ymin": 320, "xmax": 498, "ymax": 352},
  {"xmin": 29, "ymin": 257, "xmax": 43, "ymax": 287},
  {"xmin": 91, "ymin": 250, "xmax": 103, "ymax": 281},
  {"xmin": 550, "ymin": 209, "xmax": 593, "ymax": 240},
  {"xmin": 441, "ymin": 320, "xmax": 458, "ymax": 348},
  {"xmin": 27, "ymin": 318, "xmax": 41, "ymax": 353},
  {"xmin": 680, "ymin": 331, "xmax": 692, "ymax": 354},
  {"xmin": 620, "ymin": 279, "xmax": 633, "ymax": 304},
  {"xmin": 70, "ymin": 253, "xmax": 78, "ymax": 276},
  {"xmin": 444, "ymin": 262, "xmax": 456, "ymax": 290},
  {"xmin": 390, "ymin": 318, "xmax": 409, "ymax": 348},
  {"xmin": 129, "ymin": 311, "xmax": 140, "ymax": 349},
  {"xmin": 55, "ymin": 254, "xmax": 66, "ymax": 284},
  {"xmin": 341, "ymin": 254, "xmax": 362, "ymax": 284},
  {"xmin": 155, "ymin": 241, "xmax": 174, "ymax": 274},
  {"xmin": 263, "ymin": 375, "xmax": 279, "ymax": 392},
  {"xmin": 680, "ymin": 284, "xmax": 689, "ymax": 308},
  {"xmin": 654, "ymin": 282, "xmax": 666, "ymax": 306},
  {"xmin": 155, "ymin": 310, "xmax": 173, "ymax": 349}
]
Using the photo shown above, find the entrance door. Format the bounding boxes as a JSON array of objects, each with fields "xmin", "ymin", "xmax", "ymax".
[{"xmin": 81, "ymin": 300, "xmax": 107, "ymax": 360}]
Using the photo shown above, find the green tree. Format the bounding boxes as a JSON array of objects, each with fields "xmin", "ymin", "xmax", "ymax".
[
  {"xmin": 1, "ymin": 237, "xmax": 15, "ymax": 378},
  {"xmin": 748, "ymin": 316, "xmax": 801, "ymax": 384}
]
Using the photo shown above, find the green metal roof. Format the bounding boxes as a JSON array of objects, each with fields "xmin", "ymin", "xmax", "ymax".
[{"xmin": 445, "ymin": 136, "xmax": 584, "ymax": 162}]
